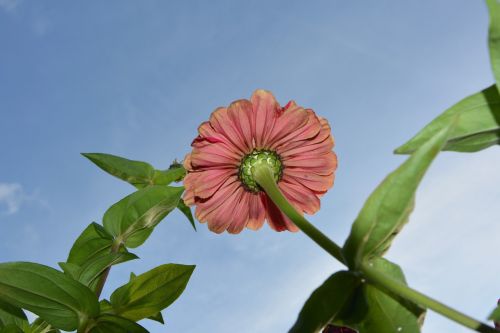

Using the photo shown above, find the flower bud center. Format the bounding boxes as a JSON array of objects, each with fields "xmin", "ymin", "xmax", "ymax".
[{"xmin": 239, "ymin": 150, "xmax": 283, "ymax": 193}]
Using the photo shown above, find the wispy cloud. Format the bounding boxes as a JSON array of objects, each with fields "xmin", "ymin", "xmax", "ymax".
[
  {"xmin": 0, "ymin": 0, "xmax": 20, "ymax": 12},
  {"xmin": 0, "ymin": 183, "xmax": 24, "ymax": 215}
]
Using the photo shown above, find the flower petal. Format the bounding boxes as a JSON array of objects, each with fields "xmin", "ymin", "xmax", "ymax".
[
  {"xmin": 263, "ymin": 195, "xmax": 299, "ymax": 232},
  {"xmin": 208, "ymin": 187, "xmax": 246, "ymax": 233},
  {"xmin": 210, "ymin": 107, "xmax": 250, "ymax": 154},
  {"xmin": 266, "ymin": 101, "xmax": 310, "ymax": 147},
  {"xmin": 246, "ymin": 193, "xmax": 266, "ymax": 230},
  {"xmin": 190, "ymin": 168, "xmax": 236, "ymax": 199},
  {"xmin": 227, "ymin": 191, "xmax": 251, "ymax": 234},
  {"xmin": 251, "ymin": 90, "xmax": 279, "ymax": 148},
  {"xmin": 194, "ymin": 176, "xmax": 240, "ymax": 222},
  {"xmin": 279, "ymin": 179, "xmax": 321, "ymax": 215},
  {"xmin": 283, "ymin": 170, "xmax": 335, "ymax": 193}
]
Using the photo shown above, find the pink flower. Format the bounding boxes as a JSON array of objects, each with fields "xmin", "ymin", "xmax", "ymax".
[{"xmin": 183, "ymin": 90, "xmax": 337, "ymax": 234}]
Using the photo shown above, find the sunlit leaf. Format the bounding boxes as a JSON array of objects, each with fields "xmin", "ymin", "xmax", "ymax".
[
  {"xmin": 89, "ymin": 314, "xmax": 149, "ymax": 333},
  {"xmin": 67, "ymin": 222, "xmax": 115, "ymax": 266},
  {"xmin": 340, "ymin": 259, "xmax": 425, "ymax": 333},
  {"xmin": 177, "ymin": 199, "xmax": 196, "ymax": 230},
  {"xmin": 103, "ymin": 186, "xmax": 183, "ymax": 248},
  {"xmin": 395, "ymin": 85, "xmax": 500, "ymax": 154},
  {"xmin": 0, "ymin": 262, "xmax": 99, "ymax": 331},
  {"xmin": 487, "ymin": 0, "xmax": 500, "ymax": 90},
  {"xmin": 488, "ymin": 305, "xmax": 500, "ymax": 321},
  {"xmin": 344, "ymin": 127, "xmax": 450, "ymax": 268},
  {"xmin": 289, "ymin": 271, "xmax": 360, "ymax": 333},
  {"xmin": 110, "ymin": 264, "xmax": 194, "ymax": 322},
  {"xmin": 0, "ymin": 300, "xmax": 27, "ymax": 329}
]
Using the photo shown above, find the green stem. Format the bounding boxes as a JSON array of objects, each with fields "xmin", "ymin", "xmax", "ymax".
[
  {"xmin": 93, "ymin": 239, "xmax": 121, "ymax": 298},
  {"xmin": 253, "ymin": 165, "xmax": 498, "ymax": 333},
  {"xmin": 361, "ymin": 261, "xmax": 497, "ymax": 333},
  {"xmin": 253, "ymin": 165, "xmax": 346, "ymax": 265}
]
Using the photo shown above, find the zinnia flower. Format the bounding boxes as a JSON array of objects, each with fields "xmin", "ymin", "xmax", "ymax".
[{"xmin": 183, "ymin": 90, "xmax": 337, "ymax": 234}]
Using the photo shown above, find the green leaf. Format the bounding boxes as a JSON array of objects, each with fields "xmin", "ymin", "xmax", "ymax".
[
  {"xmin": 344, "ymin": 127, "xmax": 450, "ymax": 268},
  {"xmin": 0, "ymin": 324, "xmax": 23, "ymax": 333},
  {"xmin": 110, "ymin": 264, "xmax": 195, "ymax": 322},
  {"xmin": 341, "ymin": 259, "xmax": 425, "ymax": 333},
  {"xmin": 68, "ymin": 252, "xmax": 138, "ymax": 292},
  {"xmin": 29, "ymin": 318, "xmax": 61, "ymax": 333},
  {"xmin": 177, "ymin": 199, "xmax": 196, "ymax": 230},
  {"xmin": 488, "ymin": 305, "xmax": 500, "ymax": 321},
  {"xmin": 103, "ymin": 186, "xmax": 183, "ymax": 248},
  {"xmin": 0, "ymin": 262, "xmax": 99, "ymax": 331},
  {"xmin": 395, "ymin": 85, "xmax": 500, "ymax": 154},
  {"xmin": 289, "ymin": 271, "xmax": 360, "ymax": 333},
  {"xmin": 147, "ymin": 311, "xmax": 164, "ymax": 324},
  {"xmin": 67, "ymin": 222, "xmax": 115, "ymax": 266},
  {"xmin": 151, "ymin": 167, "xmax": 186, "ymax": 186},
  {"xmin": 487, "ymin": 0, "xmax": 500, "ymax": 90},
  {"xmin": 89, "ymin": 314, "xmax": 149, "ymax": 333},
  {"xmin": 0, "ymin": 300, "xmax": 27, "ymax": 328},
  {"xmin": 82, "ymin": 153, "xmax": 155, "ymax": 188}
]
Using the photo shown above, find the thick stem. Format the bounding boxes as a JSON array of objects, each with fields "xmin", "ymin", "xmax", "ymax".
[
  {"xmin": 93, "ymin": 239, "xmax": 121, "ymax": 298},
  {"xmin": 253, "ymin": 164, "xmax": 498, "ymax": 333},
  {"xmin": 361, "ymin": 261, "xmax": 497, "ymax": 333},
  {"xmin": 253, "ymin": 165, "xmax": 346, "ymax": 265}
]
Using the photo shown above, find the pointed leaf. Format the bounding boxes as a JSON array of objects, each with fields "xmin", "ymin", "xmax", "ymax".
[
  {"xmin": 395, "ymin": 85, "xmax": 500, "ymax": 154},
  {"xmin": 487, "ymin": 0, "xmax": 500, "ymax": 90},
  {"xmin": 0, "ymin": 324, "xmax": 23, "ymax": 333},
  {"xmin": 77, "ymin": 252, "xmax": 138, "ymax": 291},
  {"xmin": 344, "ymin": 127, "xmax": 450, "ymax": 268},
  {"xmin": 0, "ymin": 262, "xmax": 99, "ymax": 331},
  {"xmin": 89, "ymin": 314, "xmax": 148, "ymax": 333},
  {"xmin": 341, "ymin": 259, "xmax": 425, "ymax": 333},
  {"xmin": 147, "ymin": 311, "xmax": 164, "ymax": 324},
  {"xmin": 289, "ymin": 271, "xmax": 360, "ymax": 333},
  {"xmin": 110, "ymin": 264, "xmax": 195, "ymax": 322},
  {"xmin": 177, "ymin": 199, "xmax": 196, "ymax": 230},
  {"xmin": 82, "ymin": 153, "xmax": 155, "ymax": 187},
  {"xmin": 152, "ymin": 167, "xmax": 186, "ymax": 186},
  {"xmin": 488, "ymin": 305, "xmax": 500, "ymax": 321},
  {"xmin": 67, "ymin": 222, "xmax": 114, "ymax": 266},
  {"xmin": 29, "ymin": 318, "xmax": 61, "ymax": 333},
  {"xmin": 103, "ymin": 186, "xmax": 183, "ymax": 248},
  {"xmin": 0, "ymin": 301, "xmax": 27, "ymax": 328}
]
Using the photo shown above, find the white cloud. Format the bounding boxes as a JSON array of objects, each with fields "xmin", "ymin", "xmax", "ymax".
[
  {"xmin": 0, "ymin": 183, "xmax": 24, "ymax": 215},
  {"xmin": 0, "ymin": 0, "xmax": 20, "ymax": 12}
]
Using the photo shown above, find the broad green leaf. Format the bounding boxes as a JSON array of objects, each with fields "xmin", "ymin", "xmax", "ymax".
[
  {"xmin": 340, "ymin": 258, "xmax": 425, "ymax": 333},
  {"xmin": 89, "ymin": 314, "xmax": 148, "ymax": 333},
  {"xmin": 289, "ymin": 271, "xmax": 360, "ymax": 333},
  {"xmin": 487, "ymin": 0, "xmax": 500, "ymax": 90},
  {"xmin": 0, "ymin": 262, "xmax": 99, "ymax": 331},
  {"xmin": 103, "ymin": 186, "xmax": 183, "ymax": 248},
  {"xmin": 344, "ymin": 127, "xmax": 450, "ymax": 268},
  {"xmin": 0, "ymin": 300, "xmax": 27, "ymax": 328},
  {"xmin": 82, "ymin": 153, "xmax": 155, "ymax": 187},
  {"xmin": 395, "ymin": 85, "xmax": 500, "ymax": 154},
  {"xmin": 147, "ymin": 311, "xmax": 164, "ymax": 324},
  {"xmin": 488, "ymin": 305, "xmax": 500, "ymax": 321},
  {"xmin": 58, "ymin": 262, "xmax": 81, "ymax": 280},
  {"xmin": 0, "ymin": 324, "xmax": 23, "ymax": 333},
  {"xmin": 177, "ymin": 199, "xmax": 196, "ymax": 230},
  {"xmin": 67, "ymin": 222, "xmax": 114, "ymax": 266},
  {"xmin": 110, "ymin": 264, "xmax": 195, "ymax": 321},
  {"xmin": 67, "ymin": 252, "xmax": 138, "ymax": 291}
]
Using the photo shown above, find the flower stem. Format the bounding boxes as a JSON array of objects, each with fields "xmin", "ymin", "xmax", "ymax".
[
  {"xmin": 253, "ymin": 165, "xmax": 346, "ymax": 265},
  {"xmin": 361, "ymin": 261, "xmax": 497, "ymax": 333},
  {"xmin": 254, "ymin": 164, "xmax": 498, "ymax": 333}
]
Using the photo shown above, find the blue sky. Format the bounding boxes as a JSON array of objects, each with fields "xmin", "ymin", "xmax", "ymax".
[{"xmin": 0, "ymin": 1, "xmax": 499, "ymax": 332}]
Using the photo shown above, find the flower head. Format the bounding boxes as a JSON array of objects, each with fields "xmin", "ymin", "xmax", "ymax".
[{"xmin": 183, "ymin": 90, "xmax": 337, "ymax": 233}]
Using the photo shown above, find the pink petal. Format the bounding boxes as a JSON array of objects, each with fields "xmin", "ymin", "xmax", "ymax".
[
  {"xmin": 194, "ymin": 176, "xmax": 240, "ymax": 222},
  {"xmin": 191, "ymin": 168, "xmax": 236, "ymax": 199},
  {"xmin": 279, "ymin": 179, "xmax": 320, "ymax": 215},
  {"xmin": 227, "ymin": 99, "xmax": 255, "ymax": 151},
  {"xmin": 272, "ymin": 110, "xmax": 322, "ymax": 151},
  {"xmin": 251, "ymin": 90, "xmax": 279, "ymax": 148},
  {"xmin": 283, "ymin": 151, "xmax": 338, "ymax": 172},
  {"xmin": 283, "ymin": 170, "xmax": 334, "ymax": 193},
  {"xmin": 227, "ymin": 191, "xmax": 251, "ymax": 234},
  {"xmin": 266, "ymin": 101, "xmax": 310, "ymax": 148},
  {"xmin": 246, "ymin": 193, "xmax": 266, "ymax": 230},
  {"xmin": 208, "ymin": 187, "xmax": 246, "ymax": 233},
  {"xmin": 263, "ymin": 195, "xmax": 299, "ymax": 232},
  {"xmin": 210, "ymin": 107, "xmax": 250, "ymax": 154}
]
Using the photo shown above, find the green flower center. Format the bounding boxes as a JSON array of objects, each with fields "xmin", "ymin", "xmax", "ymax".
[{"xmin": 239, "ymin": 149, "xmax": 283, "ymax": 193}]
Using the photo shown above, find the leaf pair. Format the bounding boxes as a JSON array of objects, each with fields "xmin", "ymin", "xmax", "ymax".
[
  {"xmin": 82, "ymin": 153, "xmax": 195, "ymax": 230},
  {"xmin": 290, "ymin": 258, "xmax": 424, "ymax": 333}
]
